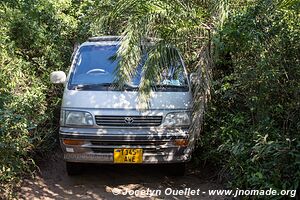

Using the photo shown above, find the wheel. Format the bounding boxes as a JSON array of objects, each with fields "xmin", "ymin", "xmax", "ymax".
[
  {"xmin": 66, "ymin": 162, "xmax": 82, "ymax": 176},
  {"xmin": 167, "ymin": 163, "xmax": 186, "ymax": 176}
]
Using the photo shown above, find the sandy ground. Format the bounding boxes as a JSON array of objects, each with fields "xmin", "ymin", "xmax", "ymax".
[{"xmin": 16, "ymin": 149, "xmax": 226, "ymax": 200}]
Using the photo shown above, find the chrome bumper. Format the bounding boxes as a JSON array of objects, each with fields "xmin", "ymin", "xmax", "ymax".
[{"xmin": 59, "ymin": 127, "xmax": 193, "ymax": 164}]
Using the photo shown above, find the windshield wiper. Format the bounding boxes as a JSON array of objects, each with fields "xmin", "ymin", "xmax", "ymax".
[
  {"xmin": 75, "ymin": 83, "xmax": 113, "ymax": 90},
  {"xmin": 123, "ymin": 83, "xmax": 139, "ymax": 91},
  {"xmin": 155, "ymin": 84, "xmax": 187, "ymax": 88},
  {"xmin": 153, "ymin": 84, "xmax": 189, "ymax": 91},
  {"xmin": 74, "ymin": 83, "xmax": 139, "ymax": 91}
]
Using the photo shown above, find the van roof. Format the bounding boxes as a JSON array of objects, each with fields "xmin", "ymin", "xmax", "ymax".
[
  {"xmin": 80, "ymin": 36, "xmax": 121, "ymax": 47},
  {"xmin": 81, "ymin": 36, "xmax": 159, "ymax": 47},
  {"xmin": 87, "ymin": 36, "xmax": 122, "ymax": 42}
]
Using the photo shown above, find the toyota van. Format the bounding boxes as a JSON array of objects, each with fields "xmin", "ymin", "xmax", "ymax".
[{"xmin": 50, "ymin": 36, "xmax": 194, "ymax": 175}]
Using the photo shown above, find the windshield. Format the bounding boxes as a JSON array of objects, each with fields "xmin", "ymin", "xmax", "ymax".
[{"xmin": 68, "ymin": 45, "xmax": 189, "ymax": 91}]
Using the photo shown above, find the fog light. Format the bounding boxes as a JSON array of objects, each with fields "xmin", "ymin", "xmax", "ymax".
[
  {"xmin": 174, "ymin": 139, "xmax": 189, "ymax": 147},
  {"xmin": 63, "ymin": 139, "xmax": 85, "ymax": 145},
  {"xmin": 66, "ymin": 147, "xmax": 74, "ymax": 152}
]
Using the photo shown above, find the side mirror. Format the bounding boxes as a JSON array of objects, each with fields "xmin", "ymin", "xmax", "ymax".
[
  {"xmin": 189, "ymin": 72, "xmax": 198, "ymax": 85},
  {"xmin": 50, "ymin": 71, "xmax": 66, "ymax": 84}
]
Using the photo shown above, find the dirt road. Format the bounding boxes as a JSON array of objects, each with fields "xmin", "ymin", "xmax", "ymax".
[{"xmin": 17, "ymin": 149, "xmax": 225, "ymax": 200}]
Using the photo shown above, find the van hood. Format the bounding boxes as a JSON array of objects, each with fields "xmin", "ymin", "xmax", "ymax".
[{"xmin": 61, "ymin": 90, "xmax": 192, "ymax": 110}]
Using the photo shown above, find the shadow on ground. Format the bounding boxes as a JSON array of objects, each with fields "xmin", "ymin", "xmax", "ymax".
[{"xmin": 17, "ymin": 149, "xmax": 225, "ymax": 200}]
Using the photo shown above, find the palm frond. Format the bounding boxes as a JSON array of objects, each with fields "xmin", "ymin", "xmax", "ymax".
[
  {"xmin": 101, "ymin": 0, "xmax": 209, "ymax": 92},
  {"xmin": 99, "ymin": 0, "xmax": 218, "ymax": 136}
]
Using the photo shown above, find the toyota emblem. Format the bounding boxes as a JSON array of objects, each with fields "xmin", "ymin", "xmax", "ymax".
[{"xmin": 124, "ymin": 117, "xmax": 134, "ymax": 124}]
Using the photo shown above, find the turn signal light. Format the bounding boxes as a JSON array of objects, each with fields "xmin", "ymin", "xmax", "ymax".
[
  {"xmin": 63, "ymin": 139, "xmax": 85, "ymax": 145},
  {"xmin": 174, "ymin": 139, "xmax": 189, "ymax": 147}
]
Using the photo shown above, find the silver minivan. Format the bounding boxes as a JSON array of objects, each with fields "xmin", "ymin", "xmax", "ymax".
[{"xmin": 50, "ymin": 36, "xmax": 194, "ymax": 175}]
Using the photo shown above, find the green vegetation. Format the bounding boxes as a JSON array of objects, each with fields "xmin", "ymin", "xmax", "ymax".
[
  {"xmin": 0, "ymin": 0, "xmax": 78, "ymax": 195},
  {"xmin": 204, "ymin": 0, "xmax": 300, "ymax": 191},
  {"xmin": 0, "ymin": 0, "xmax": 299, "ymax": 198}
]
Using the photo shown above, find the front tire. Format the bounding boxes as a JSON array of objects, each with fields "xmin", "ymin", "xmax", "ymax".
[{"xmin": 66, "ymin": 162, "xmax": 82, "ymax": 176}]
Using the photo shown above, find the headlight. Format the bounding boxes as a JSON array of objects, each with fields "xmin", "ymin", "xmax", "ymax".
[
  {"xmin": 63, "ymin": 111, "xmax": 94, "ymax": 126},
  {"xmin": 163, "ymin": 112, "xmax": 191, "ymax": 127}
]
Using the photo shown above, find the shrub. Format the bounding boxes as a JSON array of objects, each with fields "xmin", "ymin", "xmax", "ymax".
[
  {"xmin": 201, "ymin": 0, "xmax": 300, "ymax": 193},
  {"xmin": 0, "ymin": 1, "xmax": 77, "ymax": 196}
]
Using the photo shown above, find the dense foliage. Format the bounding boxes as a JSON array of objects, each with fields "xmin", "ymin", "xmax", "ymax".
[
  {"xmin": 203, "ymin": 0, "xmax": 300, "ymax": 191},
  {"xmin": 0, "ymin": 0, "xmax": 78, "ymax": 195},
  {"xmin": 0, "ymin": 0, "xmax": 299, "ymax": 198}
]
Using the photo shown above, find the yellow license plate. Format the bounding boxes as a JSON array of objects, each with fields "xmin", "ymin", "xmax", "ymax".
[{"xmin": 114, "ymin": 148, "xmax": 143, "ymax": 163}]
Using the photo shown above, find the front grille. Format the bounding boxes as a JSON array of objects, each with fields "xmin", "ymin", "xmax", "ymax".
[{"xmin": 95, "ymin": 115, "xmax": 163, "ymax": 127}]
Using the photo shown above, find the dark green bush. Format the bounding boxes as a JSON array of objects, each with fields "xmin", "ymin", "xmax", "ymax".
[
  {"xmin": 0, "ymin": 1, "xmax": 78, "ymax": 196},
  {"xmin": 201, "ymin": 0, "xmax": 300, "ymax": 193}
]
